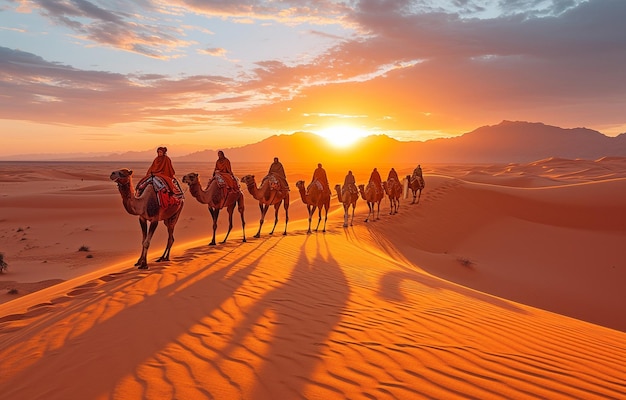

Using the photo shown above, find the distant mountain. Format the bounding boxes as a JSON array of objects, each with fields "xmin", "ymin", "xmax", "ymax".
[
  {"xmin": 175, "ymin": 131, "xmax": 406, "ymax": 165},
  {"xmin": 3, "ymin": 121, "xmax": 625, "ymax": 163},
  {"xmin": 417, "ymin": 121, "xmax": 626, "ymax": 163},
  {"xmin": 177, "ymin": 121, "xmax": 626, "ymax": 164}
]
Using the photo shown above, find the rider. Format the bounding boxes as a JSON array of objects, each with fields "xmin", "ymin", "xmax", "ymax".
[
  {"xmin": 387, "ymin": 167, "xmax": 399, "ymax": 183},
  {"xmin": 139, "ymin": 146, "xmax": 181, "ymax": 194},
  {"xmin": 343, "ymin": 170, "xmax": 358, "ymax": 195},
  {"xmin": 146, "ymin": 146, "xmax": 175, "ymax": 178},
  {"xmin": 311, "ymin": 163, "xmax": 331, "ymax": 195},
  {"xmin": 369, "ymin": 167, "xmax": 383, "ymax": 196},
  {"xmin": 268, "ymin": 156, "xmax": 289, "ymax": 191},
  {"xmin": 213, "ymin": 150, "xmax": 239, "ymax": 192},
  {"xmin": 412, "ymin": 164, "xmax": 423, "ymax": 180}
]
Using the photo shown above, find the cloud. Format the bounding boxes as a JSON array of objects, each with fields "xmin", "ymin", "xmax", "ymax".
[
  {"xmin": 2, "ymin": 0, "xmax": 625, "ymax": 139},
  {"xmin": 199, "ymin": 47, "xmax": 229, "ymax": 58},
  {"xmin": 0, "ymin": 46, "xmax": 240, "ymax": 127},
  {"xmin": 26, "ymin": 0, "xmax": 191, "ymax": 58}
]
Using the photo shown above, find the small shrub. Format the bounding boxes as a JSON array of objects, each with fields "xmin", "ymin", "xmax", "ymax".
[
  {"xmin": 86, "ymin": 254, "xmax": 94, "ymax": 259},
  {"xmin": 78, "ymin": 245, "xmax": 90, "ymax": 252},
  {"xmin": 7, "ymin": 288, "xmax": 18, "ymax": 295},
  {"xmin": 16, "ymin": 227, "xmax": 24, "ymax": 232},
  {"xmin": 457, "ymin": 257, "xmax": 475, "ymax": 268},
  {"xmin": 0, "ymin": 253, "xmax": 7, "ymax": 273}
]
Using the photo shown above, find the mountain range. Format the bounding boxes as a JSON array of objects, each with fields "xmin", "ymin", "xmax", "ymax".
[{"xmin": 4, "ymin": 121, "xmax": 626, "ymax": 164}]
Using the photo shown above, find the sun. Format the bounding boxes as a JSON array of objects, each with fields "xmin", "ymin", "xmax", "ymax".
[{"xmin": 314, "ymin": 126, "xmax": 369, "ymax": 148}]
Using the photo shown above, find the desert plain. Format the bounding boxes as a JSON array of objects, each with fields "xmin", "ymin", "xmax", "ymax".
[{"xmin": 0, "ymin": 158, "xmax": 625, "ymax": 399}]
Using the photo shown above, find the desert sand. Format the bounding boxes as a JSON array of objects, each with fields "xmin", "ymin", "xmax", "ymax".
[{"xmin": 0, "ymin": 158, "xmax": 625, "ymax": 399}]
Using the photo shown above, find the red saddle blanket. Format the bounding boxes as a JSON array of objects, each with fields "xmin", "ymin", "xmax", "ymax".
[{"xmin": 136, "ymin": 174, "xmax": 184, "ymax": 208}]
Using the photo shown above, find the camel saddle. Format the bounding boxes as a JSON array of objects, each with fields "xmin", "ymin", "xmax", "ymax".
[
  {"xmin": 263, "ymin": 173, "xmax": 289, "ymax": 193},
  {"xmin": 136, "ymin": 174, "xmax": 184, "ymax": 208},
  {"xmin": 411, "ymin": 175, "xmax": 425, "ymax": 187},
  {"xmin": 308, "ymin": 180, "xmax": 324, "ymax": 193},
  {"xmin": 212, "ymin": 172, "xmax": 242, "ymax": 207},
  {"xmin": 368, "ymin": 181, "xmax": 383, "ymax": 196},
  {"xmin": 345, "ymin": 183, "xmax": 358, "ymax": 195}
]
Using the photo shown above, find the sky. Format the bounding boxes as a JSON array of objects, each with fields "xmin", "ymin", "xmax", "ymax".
[{"xmin": 1, "ymin": 0, "xmax": 625, "ymax": 157}]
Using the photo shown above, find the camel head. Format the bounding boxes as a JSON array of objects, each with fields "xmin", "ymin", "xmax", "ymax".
[
  {"xmin": 295, "ymin": 180, "xmax": 305, "ymax": 191},
  {"xmin": 357, "ymin": 184, "xmax": 366, "ymax": 198},
  {"xmin": 182, "ymin": 172, "xmax": 199, "ymax": 186},
  {"xmin": 110, "ymin": 168, "xmax": 133, "ymax": 183},
  {"xmin": 334, "ymin": 184, "xmax": 341, "ymax": 191},
  {"xmin": 240, "ymin": 175, "xmax": 255, "ymax": 186}
]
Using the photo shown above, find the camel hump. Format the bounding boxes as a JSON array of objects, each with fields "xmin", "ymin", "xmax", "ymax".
[
  {"xmin": 136, "ymin": 175, "xmax": 184, "ymax": 204},
  {"xmin": 215, "ymin": 171, "xmax": 242, "ymax": 194},
  {"xmin": 265, "ymin": 173, "xmax": 290, "ymax": 192},
  {"xmin": 308, "ymin": 180, "xmax": 323, "ymax": 193},
  {"xmin": 343, "ymin": 183, "xmax": 358, "ymax": 196}
]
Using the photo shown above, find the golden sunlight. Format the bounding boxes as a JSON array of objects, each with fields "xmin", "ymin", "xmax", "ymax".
[{"xmin": 314, "ymin": 126, "xmax": 369, "ymax": 148}]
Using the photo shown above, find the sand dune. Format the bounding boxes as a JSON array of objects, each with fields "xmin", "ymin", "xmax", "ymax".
[{"xmin": 0, "ymin": 159, "xmax": 625, "ymax": 399}]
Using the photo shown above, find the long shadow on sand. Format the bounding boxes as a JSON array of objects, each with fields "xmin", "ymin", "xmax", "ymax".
[
  {"xmin": 0, "ymin": 231, "xmax": 350, "ymax": 399},
  {"xmin": 0, "ymin": 239, "xmax": 267, "ymax": 397}
]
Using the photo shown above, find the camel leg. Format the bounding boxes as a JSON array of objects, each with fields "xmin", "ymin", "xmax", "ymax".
[
  {"xmin": 282, "ymin": 194, "xmax": 289, "ymax": 235},
  {"xmin": 138, "ymin": 220, "xmax": 159, "ymax": 269},
  {"xmin": 238, "ymin": 196, "xmax": 246, "ymax": 243},
  {"xmin": 343, "ymin": 204, "xmax": 348, "ymax": 227},
  {"xmin": 157, "ymin": 205, "xmax": 183, "ymax": 262},
  {"xmin": 416, "ymin": 189, "xmax": 422, "ymax": 204},
  {"xmin": 136, "ymin": 218, "xmax": 148, "ymax": 266},
  {"xmin": 209, "ymin": 208, "xmax": 219, "ymax": 246},
  {"xmin": 255, "ymin": 203, "xmax": 268, "ymax": 238},
  {"xmin": 221, "ymin": 205, "xmax": 235, "ymax": 244},
  {"xmin": 307, "ymin": 205, "xmax": 314, "ymax": 234},
  {"xmin": 350, "ymin": 204, "xmax": 355, "ymax": 226},
  {"xmin": 322, "ymin": 206, "xmax": 328, "ymax": 232},
  {"xmin": 314, "ymin": 206, "xmax": 322, "ymax": 232},
  {"xmin": 270, "ymin": 203, "xmax": 280, "ymax": 235}
]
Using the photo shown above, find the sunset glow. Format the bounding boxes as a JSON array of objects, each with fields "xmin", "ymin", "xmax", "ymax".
[
  {"xmin": 314, "ymin": 126, "xmax": 369, "ymax": 148},
  {"xmin": 0, "ymin": 1, "xmax": 624, "ymax": 158}
]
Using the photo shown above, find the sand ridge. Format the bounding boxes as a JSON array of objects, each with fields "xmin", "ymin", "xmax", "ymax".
[{"xmin": 0, "ymin": 159, "xmax": 625, "ymax": 399}]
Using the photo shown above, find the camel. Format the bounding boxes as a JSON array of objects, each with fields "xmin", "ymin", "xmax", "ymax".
[
  {"xmin": 334, "ymin": 184, "xmax": 359, "ymax": 227},
  {"xmin": 358, "ymin": 182, "xmax": 383, "ymax": 222},
  {"xmin": 295, "ymin": 180, "xmax": 330, "ymax": 233},
  {"xmin": 240, "ymin": 174, "xmax": 289, "ymax": 238},
  {"xmin": 181, "ymin": 172, "xmax": 246, "ymax": 245},
  {"xmin": 110, "ymin": 168, "xmax": 184, "ymax": 269},
  {"xmin": 383, "ymin": 179, "xmax": 402, "ymax": 215},
  {"xmin": 405, "ymin": 174, "xmax": 425, "ymax": 204}
]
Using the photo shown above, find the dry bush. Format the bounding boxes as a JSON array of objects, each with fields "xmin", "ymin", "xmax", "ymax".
[
  {"xmin": 457, "ymin": 257, "xmax": 475, "ymax": 268},
  {"xmin": 0, "ymin": 252, "xmax": 7, "ymax": 273}
]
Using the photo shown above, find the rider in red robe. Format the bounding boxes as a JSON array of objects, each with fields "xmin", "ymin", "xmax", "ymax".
[
  {"xmin": 214, "ymin": 150, "xmax": 239, "ymax": 191},
  {"xmin": 139, "ymin": 146, "xmax": 181, "ymax": 194}
]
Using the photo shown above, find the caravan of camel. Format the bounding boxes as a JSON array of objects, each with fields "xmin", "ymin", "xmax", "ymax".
[{"xmin": 110, "ymin": 162, "xmax": 425, "ymax": 269}]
